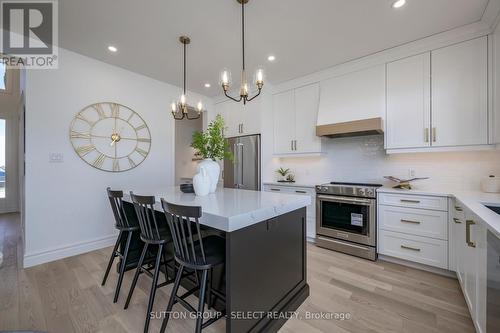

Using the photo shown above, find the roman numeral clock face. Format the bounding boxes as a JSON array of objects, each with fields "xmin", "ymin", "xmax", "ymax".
[{"xmin": 70, "ymin": 102, "xmax": 151, "ymax": 172}]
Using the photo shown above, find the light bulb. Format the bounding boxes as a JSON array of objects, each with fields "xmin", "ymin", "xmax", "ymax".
[
  {"xmin": 241, "ymin": 82, "xmax": 249, "ymax": 96},
  {"xmin": 255, "ymin": 68, "xmax": 264, "ymax": 84},
  {"xmin": 197, "ymin": 101, "xmax": 203, "ymax": 113},
  {"xmin": 220, "ymin": 69, "xmax": 232, "ymax": 88},
  {"xmin": 171, "ymin": 102, "xmax": 177, "ymax": 113},
  {"xmin": 180, "ymin": 94, "xmax": 186, "ymax": 106}
]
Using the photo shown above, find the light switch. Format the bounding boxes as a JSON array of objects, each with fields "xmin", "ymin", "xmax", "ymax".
[{"xmin": 49, "ymin": 153, "xmax": 64, "ymax": 163}]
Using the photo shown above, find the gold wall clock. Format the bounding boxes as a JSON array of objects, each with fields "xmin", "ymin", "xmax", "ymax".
[{"xmin": 70, "ymin": 102, "xmax": 151, "ymax": 172}]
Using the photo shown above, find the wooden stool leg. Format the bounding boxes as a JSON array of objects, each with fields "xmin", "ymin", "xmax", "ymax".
[
  {"xmin": 195, "ymin": 269, "xmax": 209, "ymax": 333},
  {"xmin": 102, "ymin": 231, "xmax": 122, "ymax": 286},
  {"xmin": 124, "ymin": 243, "xmax": 148, "ymax": 309},
  {"xmin": 160, "ymin": 265, "xmax": 184, "ymax": 333},
  {"xmin": 114, "ymin": 230, "xmax": 133, "ymax": 303},
  {"xmin": 143, "ymin": 244, "xmax": 163, "ymax": 333}
]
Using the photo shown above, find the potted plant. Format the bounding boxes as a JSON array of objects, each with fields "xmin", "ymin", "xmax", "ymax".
[
  {"xmin": 192, "ymin": 114, "xmax": 233, "ymax": 193},
  {"xmin": 276, "ymin": 167, "xmax": 291, "ymax": 182}
]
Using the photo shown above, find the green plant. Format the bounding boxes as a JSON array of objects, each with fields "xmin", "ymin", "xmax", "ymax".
[
  {"xmin": 276, "ymin": 167, "xmax": 290, "ymax": 177},
  {"xmin": 191, "ymin": 114, "xmax": 234, "ymax": 161}
]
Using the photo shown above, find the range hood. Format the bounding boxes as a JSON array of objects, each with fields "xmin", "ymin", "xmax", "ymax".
[{"xmin": 316, "ymin": 117, "xmax": 383, "ymax": 138}]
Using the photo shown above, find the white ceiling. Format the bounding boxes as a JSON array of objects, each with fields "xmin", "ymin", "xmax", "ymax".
[{"xmin": 59, "ymin": 0, "xmax": 491, "ymax": 96}]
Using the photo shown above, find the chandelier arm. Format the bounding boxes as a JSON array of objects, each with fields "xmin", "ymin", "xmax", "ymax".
[
  {"xmin": 172, "ymin": 112, "xmax": 185, "ymax": 120},
  {"xmin": 224, "ymin": 89, "xmax": 243, "ymax": 103},
  {"xmin": 245, "ymin": 88, "xmax": 262, "ymax": 102},
  {"xmin": 185, "ymin": 113, "xmax": 201, "ymax": 120}
]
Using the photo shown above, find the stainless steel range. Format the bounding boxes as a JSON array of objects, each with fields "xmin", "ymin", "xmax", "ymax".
[{"xmin": 315, "ymin": 182, "xmax": 382, "ymax": 261}]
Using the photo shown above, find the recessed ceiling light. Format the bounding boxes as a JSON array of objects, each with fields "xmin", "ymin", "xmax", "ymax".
[
  {"xmin": 267, "ymin": 55, "xmax": 276, "ymax": 62},
  {"xmin": 204, "ymin": 83, "xmax": 211, "ymax": 88},
  {"xmin": 107, "ymin": 45, "xmax": 118, "ymax": 52},
  {"xmin": 392, "ymin": 0, "xmax": 406, "ymax": 9}
]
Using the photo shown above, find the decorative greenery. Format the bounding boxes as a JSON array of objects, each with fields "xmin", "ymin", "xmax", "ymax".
[
  {"xmin": 276, "ymin": 167, "xmax": 290, "ymax": 177},
  {"xmin": 191, "ymin": 114, "xmax": 234, "ymax": 162},
  {"xmin": 286, "ymin": 174, "xmax": 295, "ymax": 182}
]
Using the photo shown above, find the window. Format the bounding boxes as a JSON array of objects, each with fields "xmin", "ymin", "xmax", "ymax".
[{"xmin": 0, "ymin": 63, "xmax": 5, "ymax": 91}]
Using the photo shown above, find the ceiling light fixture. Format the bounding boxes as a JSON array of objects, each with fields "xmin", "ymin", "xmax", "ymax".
[
  {"xmin": 220, "ymin": 0, "xmax": 264, "ymax": 105},
  {"xmin": 267, "ymin": 55, "xmax": 276, "ymax": 62},
  {"xmin": 392, "ymin": 0, "xmax": 406, "ymax": 9},
  {"xmin": 107, "ymin": 45, "xmax": 118, "ymax": 52},
  {"xmin": 204, "ymin": 83, "xmax": 211, "ymax": 88},
  {"xmin": 171, "ymin": 36, "xmax": 203, "ymax": 120}
]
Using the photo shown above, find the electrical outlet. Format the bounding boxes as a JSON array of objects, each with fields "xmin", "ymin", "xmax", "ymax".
[{"xmin": 408, "ymin": 169, "xmax": 416, "ymax": 178}]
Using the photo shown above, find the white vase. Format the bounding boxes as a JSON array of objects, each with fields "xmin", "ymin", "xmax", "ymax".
[
  {"xmin": 198, "ymin": 158, "xmax": 220, "ymax": 193},
  {"xmin": 193, "ymin": 167, "xmax": 210, "ymax": 196}
]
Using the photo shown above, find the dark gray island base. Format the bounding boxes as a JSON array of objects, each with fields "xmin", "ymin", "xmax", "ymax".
[
  {"xmin": 122, "ymin": 204, "xmax": 309, "ymax": 333},
  {"xmin": 225, "ymin": 207, "xmax": 309, "ymax": 332}
]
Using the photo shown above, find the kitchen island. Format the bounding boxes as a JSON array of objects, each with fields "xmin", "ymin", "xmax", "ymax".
[{"xmin": 122, "ymin": 187, "xmax": 311, "ymax": 333}]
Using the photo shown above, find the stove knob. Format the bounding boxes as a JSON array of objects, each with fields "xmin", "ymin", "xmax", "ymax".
[
  {"xmin": 358, "ymin": 189, "xmax": 365, "ymax": 196},
  {"xmin": 321, "ymin": 186, "xmax": 328, "ymax": 192},
  {"xmin": 366, "ymin": 189, "xmax": 374, "ymax": 197}
]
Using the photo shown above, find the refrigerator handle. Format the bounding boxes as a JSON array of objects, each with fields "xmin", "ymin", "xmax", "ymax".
[{"xmin": 233, "ymin": 143, "xmax": 238, "ymax": 188}]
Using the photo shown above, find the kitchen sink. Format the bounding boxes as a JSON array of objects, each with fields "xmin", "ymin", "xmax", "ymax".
[{"xmin": 485, "ymin": 205, "xmax": 500, "ymax": 215}]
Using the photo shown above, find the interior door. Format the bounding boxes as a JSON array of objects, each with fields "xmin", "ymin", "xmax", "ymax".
[
  {"xmin": 431, "ymin": 37, "xmax": 488, "ymax": 147},
  {"xmin": 294, "ymin": 83, "xmax": 321, "ymax": 153},
  {"xmin": 386, "ymin": 53, "xmax": 431, "ymax": 149},
  {"xmin": 273, "ymin": 90, "xmax": 295, "ymax": 154}
]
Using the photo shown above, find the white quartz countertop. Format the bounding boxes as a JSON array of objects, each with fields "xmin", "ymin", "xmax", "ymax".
[
  {"xmin": 123, "ymin": 187, "xmax": 311, "ymax": 232},
  {"xmin": 377, "ymin": 187, "xmax": 500, "ymax": 237}
]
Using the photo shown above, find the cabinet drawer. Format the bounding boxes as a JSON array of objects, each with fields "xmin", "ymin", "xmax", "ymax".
[
  {"xmin": 263, "ymin": 185, "xmax": 316, "ymax": 219},
  {"xmin": 379, "ymin": 205, "xmax": 448, "ymax": 240},
  {"xmin": 379, "ymin": 230, "xmax": 448, "ymax": 269},
  {"xmin": 378, "ymin": 193, "xmax": 448, "ymax": 211}
]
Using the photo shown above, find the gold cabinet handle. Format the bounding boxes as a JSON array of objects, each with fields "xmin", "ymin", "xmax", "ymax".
[
  {"xmin": 401, "ymin": 219, "xmax": 421, "ymax": 224},
  {"xmin": 432, "ymin": 127, "xmax": 436, "ymax": 142},
  {"xmin": 455, "ymin": 206, "xmax": 463, "ymax": 212},
  {"xmin": 453, "ymin": 218, "xmax": 462, "ymax": 224},
  {"xmin": 466, "ymin": 220, "xmax": 476, "ymax": 248},
  {"xmin": 424, "ymin": 128, "xmax": 429, "ymax": 143},
  {"xmin": 401, "ymin": 199, "xmax": 421, "ymax": 204},
  {"xmin": 401, "ymin": 245, "xmax": 421, "ymax": 252}
]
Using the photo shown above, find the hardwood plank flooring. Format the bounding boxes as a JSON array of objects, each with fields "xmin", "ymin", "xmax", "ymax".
[{"xmin": 0, "ymin": 213, "xmax": 475, "ymax": 332}]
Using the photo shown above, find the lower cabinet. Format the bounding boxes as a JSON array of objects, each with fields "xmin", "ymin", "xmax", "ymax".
[
  {"xmin": 263, "ymin": 184, "xmax": 316, "ymax": 239},
  {"xmin": 451, "ymin": 199, "xmax": 487, "ymax": 333}
]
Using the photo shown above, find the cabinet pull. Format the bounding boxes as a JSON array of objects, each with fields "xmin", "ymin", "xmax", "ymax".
[
  {"xmin": 291, "ymin": 140, "xmax": 293, "ymax": 151},
  {"xmin": 466, "ymin": 220, "xmax": 476, "ymax": 248},
  {"xmin": 424, "ymin": 128, "xmax": 429, "ymax": 143},
  {"xmin": 401, "ymin": 219, "xmax": 421, "ymax": 224},
  {"xmin": 455, "ymin": 206, "xmax": 463, "ymax": 212},
  {"xmin": 294, "ymin": 140, "xmax": 297, "ymax": 151},
  {"xmin": 241, "ymin": 123, "xmax": 244, "ymax": 133},
  {"xmin": 295, "ymin": 190, "xmax": 307, "ymax": 194},
  {"xmin": 453, "ymin": 218, "xmax": 462, "ymax": 224},
  {"xmin": 400, "ymin": 199, "xmax": 420, "ymax": 204},
  {"xmin": 270, "ymin": 188, "xmax": 281, "ymax": 192},
  {"xmin": 401, "ymin": 245, "xmax": 421, "ymax": 252},
  {"xmin": 432, "ymin": 127, "xmax": 436, "ymax": 142}
]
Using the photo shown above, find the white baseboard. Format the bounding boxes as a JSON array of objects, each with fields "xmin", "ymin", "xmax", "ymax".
[{"xmin": 23, "ymin": 233, "xmax": 118, "ymax": 268}]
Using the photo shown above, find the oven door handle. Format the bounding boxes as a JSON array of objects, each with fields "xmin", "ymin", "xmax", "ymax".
[{"xmin": 317, "ymin": 195, "xmax": 373, "ymax": 205}]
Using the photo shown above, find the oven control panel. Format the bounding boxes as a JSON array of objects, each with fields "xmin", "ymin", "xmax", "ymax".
[{"xmin": 316, "ymin": 183, "xmax": 381, "ymax": 199}]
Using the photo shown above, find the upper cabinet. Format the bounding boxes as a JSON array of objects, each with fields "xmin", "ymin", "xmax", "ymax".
[
  {"xmin": 386, "ymin": 53, "xmax": 431, "ymax": 149},
  {"xmin": 273, "ymin": 83, "xmax": 322, "ymax": 155},
  {"xmin": 386, "ymin": 37, "xmax": 489, "ymax": 152},
  {"xmin": 215, "ymin": 97, "xmax": 262, "ymax": 138},
  {"xmin": 317, "ymin": 65, "xmax": 386, "ymax": 126},
  {"xmin": 431, "ymin": 37, "xmax": 488, "ymax": 147}
]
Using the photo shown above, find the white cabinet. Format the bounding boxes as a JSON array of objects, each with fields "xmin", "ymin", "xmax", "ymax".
[
  {"xmin": 450, "ymin": 199, "xmax": 487, "ymax": 333},
  {"xmin": 317, "ymin": 65, "xmax": 386, "ymax": 125},
  {"xmin": 431, "ymin": 37, "xmax": 488, "ymax": 147},
  {"xmin": 263, "ymin": 184, "xmax": 316, "ymax": 239},
  {"xmin": 385, "ymin": 37, "xmax": 489, "ymax": 152},
  {"xmin": 215, "ymin": 98, "xmax": 261, "ymax": 138},
  {"xmin": 386, "ymin": 53, "xmax": 431, "ymax": 149},
  {"xmin": 273, "ymin": 83, "xmax": 322, "ymax": 155}
]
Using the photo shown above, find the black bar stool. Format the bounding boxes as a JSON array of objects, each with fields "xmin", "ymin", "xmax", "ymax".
[
  {"xmin": 124, "ymin": 192, "xmax": 176, "ymax": 333},
  {"xmin": 160, "ymin": 199, "xmax": 226, "ymax": 333},
  {"xmin": 102, "ymin": 188, "xmax": 140, "ymax": 303}
]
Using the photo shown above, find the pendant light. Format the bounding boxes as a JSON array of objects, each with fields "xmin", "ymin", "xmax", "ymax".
[
  {"xmin": 171, "ymin": 36, "xmax": 203, "ymax": 120},
  {"xmin": 220, "ymin": 0, "xmax": 264, "ymax": 105}
]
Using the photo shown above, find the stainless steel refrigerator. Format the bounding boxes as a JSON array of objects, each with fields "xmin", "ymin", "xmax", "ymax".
[{"xmin": 224, "ymin": 134, "xmax": 261, "ymax": 191}]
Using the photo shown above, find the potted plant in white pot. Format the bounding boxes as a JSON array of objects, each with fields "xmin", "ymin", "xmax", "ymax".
[{"xmin": 191, "ymin": 114, "xmax": 233, "ymax": 193}]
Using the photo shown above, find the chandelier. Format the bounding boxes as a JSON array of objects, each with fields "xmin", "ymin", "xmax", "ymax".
[
  {"xmin": 171, "ymin": 36, "xmax": 203, "ymax": 120},
  {"xmin": 220, "ymin": 0, "xmax": 264, "ymax": 104}
]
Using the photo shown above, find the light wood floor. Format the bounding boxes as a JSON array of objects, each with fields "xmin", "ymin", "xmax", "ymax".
[{"xmin": 0, "ymin": 214, "xmax": 475, "ymax": 333}]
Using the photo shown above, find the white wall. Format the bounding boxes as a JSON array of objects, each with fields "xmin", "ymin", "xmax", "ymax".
[
  {"xmin": 264, "ymin": 135, "xmax": 500, "ymax": 191},
  {"xmin": 24, "ymin": 48, "xmax": 212, "ymax": 267}
]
